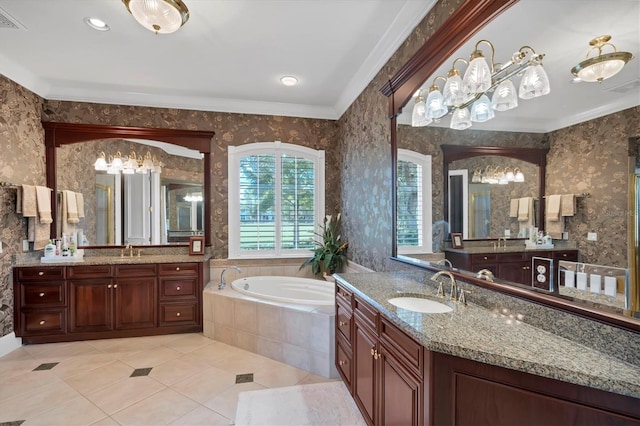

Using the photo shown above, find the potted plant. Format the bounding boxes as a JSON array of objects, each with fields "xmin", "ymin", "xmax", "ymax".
[{"xmin": 300, "ymin": 213, "xmax": 348, "ymax": 279}]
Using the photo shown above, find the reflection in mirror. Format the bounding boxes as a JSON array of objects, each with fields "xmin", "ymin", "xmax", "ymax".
[
  {"xmin": 386, "ymin": 0, "xmax": 639, "ymax": 327},
  {"xmin": 56, "ymin": 139, "xmax": 203, "ymax": 247}
]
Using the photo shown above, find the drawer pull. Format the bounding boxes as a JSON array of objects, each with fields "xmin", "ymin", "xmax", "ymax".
[
  {"xmin": 176, "ymin": 286, "xmax": 181, "ymax": 291},
  {"xmin": 38, "ymin": 271, "xmax": 44, "ymax": 276},
  {"xmin": 339, "ymin": 360, "xmax": 347, "ymax": 366},
  {"xmin": 176, "ymin": 312, "xmax": 181, "ymax": 317},
  {"xmin": 39, "ymin": 292, "xmax": 45, "ymax": 297},
  {"xmin": 114, "ymin": 284, "xmax": 118, "ymax": 288},
  {"xmin": 483, "ymin": 256, "xmax": 488, "ymax": 260},
  {"xmin": 339, "ymin": 321, "xmax": 347, "ymax": 326},
  {"xmin": 39, "ymin": 320, "xmax": 46, "ymax": 325},
  {"xmin": 176, "ymin": 267, "xmax": 180, "ymax": 271},
  {"xmin": 107, "ymin": 284, "xmax": 112, "ymax": 288},
  {"xmin": 563, "ymin": 253, "xmax": 568, "ymax": 257}
]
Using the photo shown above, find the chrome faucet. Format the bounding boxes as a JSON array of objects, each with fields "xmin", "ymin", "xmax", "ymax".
[
  {"xmin": 219, "ymin": 266, "xmax": 242, "ymax": 290},
  {"xmin": 497, "ymin": 236, "xmax": 508, "ymax": 250},
  {"xmin": 436, "ymin": 258, "xmax": 453, "ymax": 269},
  {"xmin": 476, "ymin": 269, "xmax": 494, "ymax": 282},
  {"xmin": 432, "ymin": 270, "xmax": 458, "ymax": 302}
]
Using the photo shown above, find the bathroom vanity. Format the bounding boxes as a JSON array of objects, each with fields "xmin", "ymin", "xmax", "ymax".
[
  {"xmin": 334, "ymin": 273, "xmax": 640, "ymax": 426},
  {"xmin": 13, "ymin": 255, "xmax": 209, "ymax": 344}
]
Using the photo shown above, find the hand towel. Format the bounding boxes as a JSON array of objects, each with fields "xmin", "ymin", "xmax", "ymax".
[
  {"xmin": 21, "ymin": 184, "xmax": 37, "ymax": 217},
  {"xmin": 27, "ymin": 216, "xmax": 50, "ymax": 250},
  {"xmin": 16, "ymin": 186, "xmax": 22, "ymax": 214},
  {"xmin": 517, "ymin": 197, "xmax": 529, "ymax": 221},
  {"xmin": 75, "ymin": 192, "xmax": 85, "ymax": 218},
  {"xmin": 60, "ymin": 190, "xmax": 76, "ymax": 236},
  {"xmin": 35, "ymin": 185, "xmax": 53, "ymax": 224},
  {"xmin": 65, "ymin": 190, "xmax": 79, "ymax": 224},
  {"xmin": 509, "ymin": 198, "xmax": 519, "ymax": 218},
  {"xmin": 547, "ymin": 195, "xmax": 561, "ymax": 221},
  {"xmin": 561, "ymin": 194, "xmax": 575, "ymax": 217}
]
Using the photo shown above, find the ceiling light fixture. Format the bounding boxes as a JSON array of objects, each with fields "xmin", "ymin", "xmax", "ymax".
[
  {"xmin": 122, "ymin": 0, "xmax": 189, "ymax": 34},
  {"xmin": 570, "ymin": 35, "xmax": 634, "ymax": 83},
  {"xmin": 84, "ymin": 17, "xmax": 110, "ymax": 31},
  {"xmin": 411, "ymin": 39, "xmax": 549, "ymax": 130},
  {"xmin": 280, "ymin": 76, "xmax": 299, "ymax": 86}
]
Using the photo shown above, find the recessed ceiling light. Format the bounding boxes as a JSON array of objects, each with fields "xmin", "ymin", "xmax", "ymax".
[
  {"xmin": 84, "ymin": 17, "xmax": 110, "ymax": 31},
  {"xmin": 280, "ymin": 76, "xmax": 298, "ymax": 86}
]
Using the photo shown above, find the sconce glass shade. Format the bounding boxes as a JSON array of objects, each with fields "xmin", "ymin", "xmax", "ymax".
[
  {"xmin": 94, "ymin": 152, "xmax": 108, "ymax": 171},
  {"xmin": 122, "ymin": 0, "xmax": 190, "ymax": 34},
  {"xmin": 111, "ymin": 154, "xmax": 124, "ymax": 171},
  {"xmin": 470, "ymin": 94, "xmax": 495, "ymax": 122},
  {"xmin": 471, "ymin": 168, "xmax": 482, "ymax": 183},
  {"xmin": 425, "ymin": 89, "xmax": 448, "ymax": 119},
  {"xmin": 443, "ymin": 73, "xmax": 466, "ymax": 106},
  {"xmin": 519, "ymin": 64, "xmax": 550, "ymax": 99},
  {"xmin": 450, "ymin": 107, "xmax": 471, "ymax": 130},
  {"xmin": 505, "ymin": 168, "xmax": 515, "ymax": 182},
  {"xmin": 514, "ymin": 168, "xmax": 525, "ymax": 182},
  {"xmin": 463, "ymin": 55, "xmax": 492, "ymax": 94},
  {"xmin": 491, "ymin": 79, "xmax": 518, "ymax": 111},
  {"xmin": 411, "ymin": 96, "xmax": 431, "ymax": 127}
]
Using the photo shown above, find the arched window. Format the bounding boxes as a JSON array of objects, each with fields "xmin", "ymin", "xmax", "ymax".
[
  {"xmin": 397, "ymin": 149, "xmax": 432, "ymax": 254},
  {"xmin": 228, "ymin": 142, "xmax": 325, "ymax": 258}
]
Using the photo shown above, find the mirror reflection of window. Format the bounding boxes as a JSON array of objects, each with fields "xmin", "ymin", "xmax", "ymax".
[
  {"xmin": 470, "ymin": 189, "xmax": 491, "ymax": 239},
  {"xmin": 397, "ymin": 150, "xmax": 432, "ymax": 254}
]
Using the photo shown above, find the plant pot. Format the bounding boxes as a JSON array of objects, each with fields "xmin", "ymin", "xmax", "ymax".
[{"xmin": 323, "ymin": 273, "xmax": 335, "ymax": 283}]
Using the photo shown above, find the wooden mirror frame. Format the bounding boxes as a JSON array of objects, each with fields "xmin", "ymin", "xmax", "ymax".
[
  {"xmin": 381, "ymin": 0, "xmax": 639, "ymax": 333},
  {"xmin": 43, "ymin": 121, "xmax": 214, "ymax": 247}
]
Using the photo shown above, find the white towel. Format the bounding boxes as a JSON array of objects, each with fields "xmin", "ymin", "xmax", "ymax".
[
  {"xmin": 35, "ymin": 185, "xmax": 53, "ymax": 224},
  {"xmin": 547, "ymin": 195, "xmax": 561, "ymax": 221},
  {"xmin": 545, "ymin": 196, "xmax": 564, "ymax": 239},
  {"xmin": 561, "ymin": 194, "xmax": 575, "ymax": 217},
  {"xmin": 65, "ymin": 190, "xmax": 79, "ymax": 224},
  {"xmin": 509, "ymin": 199, "xmax": 519, "ymax": 218},
  {"xmin": 60, "ymin": 191, "xmax": 76, "ymax": 236},
  {"xmin": 21, "ymin": 184, "xmax": 37, "ymax": 217},
  {"xmin": 517, "ymin": 197, "xmax": 531, "ymax": 221},
  {"xmin": 75, "ymin": 192, "xmax": 85, "ymax": 218}
]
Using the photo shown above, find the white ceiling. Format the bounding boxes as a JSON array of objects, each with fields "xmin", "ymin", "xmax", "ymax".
[
  {"xmin": 399, "ymin": 0, "xmax": 640, "ymax": 133},
  {"xmin": 0, "ymin": 0, "xmax": 436, "ymax": 120}
]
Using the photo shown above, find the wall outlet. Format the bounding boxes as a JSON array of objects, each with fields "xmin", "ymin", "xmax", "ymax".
[
  {"xmin": 22, "ymin": 240, "xmax": 30, "ymax": 251},
  {"xmin": 587, "ymin": 232, "xmax": 598, "ymax": 241},
  {"xmin": 562, "ymin": 232, "xmax": 569, "ymax": 240}
]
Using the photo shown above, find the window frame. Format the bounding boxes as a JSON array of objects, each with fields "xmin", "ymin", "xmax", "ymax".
[
  {"xmin": 397, "ymin": 149, "xmax": 432, "ymax": 255},
  {"xmin": 228, "ymin": 141, "xmax": 325, "ymax": 259}
]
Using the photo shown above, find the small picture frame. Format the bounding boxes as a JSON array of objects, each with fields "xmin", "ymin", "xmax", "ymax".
[
  {"xmin": 189, "ymin": 236, "xmax": 205, "ymax": 255},
  {"xmin": 451, "ymin": 233, "xmax": 464, "ymax": 249}
]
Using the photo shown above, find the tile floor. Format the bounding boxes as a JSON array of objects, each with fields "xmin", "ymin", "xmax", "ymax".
[{"xmin": 0, "ymin": 333, "xmax": 338, "ymax": 425}]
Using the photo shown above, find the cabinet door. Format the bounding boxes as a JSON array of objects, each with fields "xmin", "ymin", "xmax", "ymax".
[
  {"xmin": 114, "ymin": 277, "xmax": 157, "ymax": 330},
  {"xmin": 70, "ymin": 278, "xmax": 113, "ymax": 333},
  {"xmin": 498, "ymin": 262, "xmax": 529, "ymax": 284},
  {"xmin": 353, "ymin": 315, "xmax": 377, "ymax": 426},
  {"xmin": 380, "ymin": 345, "xmax": 423, "ymax": 426}
]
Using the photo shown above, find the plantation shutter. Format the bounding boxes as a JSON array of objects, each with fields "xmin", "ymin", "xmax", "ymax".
[{"xmin": 397, "ymin": 160, "xmax": 423, "ymax": 247}]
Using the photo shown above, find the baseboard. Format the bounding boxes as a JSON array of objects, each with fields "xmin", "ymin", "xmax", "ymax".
[{"xmin": 0, "ymin": 332, "xmax": 22, "ymax": 358}]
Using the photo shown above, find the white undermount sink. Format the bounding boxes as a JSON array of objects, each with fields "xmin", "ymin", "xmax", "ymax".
[{"xmin": 388, "ymin": 297, "xmax": 453, "ymax": 314}]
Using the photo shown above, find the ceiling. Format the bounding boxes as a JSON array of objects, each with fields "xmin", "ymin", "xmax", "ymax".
[
  {"xmin": 399, "ymin": 0, "xmax": 640, "ymax": 133},
  {"xmin": 0, "ymin": 0, "xmax": 436, "ymax": 120}
]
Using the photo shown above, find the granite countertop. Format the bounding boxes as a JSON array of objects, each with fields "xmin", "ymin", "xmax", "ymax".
[
  {"xmin": 14, "ymin": 254, "xmax": 210, "ymax": 267},
  {"xmin": 444, "ymin": 246, "xmax": 575, "ymax": 254},
  {"xmin": 335, "ymin": 272, "xmax": 640, "ymax": 399}
]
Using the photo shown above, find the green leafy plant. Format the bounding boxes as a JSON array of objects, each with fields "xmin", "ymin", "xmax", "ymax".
[{"xmin": 300, "ymin": 213, "xmax": 349, "ymax": 276}]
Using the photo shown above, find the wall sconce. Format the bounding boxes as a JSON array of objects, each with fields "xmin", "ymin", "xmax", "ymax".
[{"xmin": 570, "ymin": 35, "xmax": 633, "ymax": 83}]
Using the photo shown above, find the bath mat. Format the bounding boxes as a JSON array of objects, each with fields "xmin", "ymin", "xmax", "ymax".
[{"xmin": 235, "ymin": 381, "xmax": 366, "ymax": 426}]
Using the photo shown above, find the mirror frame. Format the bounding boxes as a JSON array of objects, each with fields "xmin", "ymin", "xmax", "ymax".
[
  {"xmin": 43, "ymin": 121, "xmax": 214, "ymax": 248},
  {"xmin": 442, "ymin": 144, "xmax": 549, "ymax": 235},
  {"xmin": 381, "ymin": 0, "xmax": 639, "ymax": 333}
]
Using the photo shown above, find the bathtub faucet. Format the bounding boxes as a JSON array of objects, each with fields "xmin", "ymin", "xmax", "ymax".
[{"xmin": 219, "ymin": 266, "xmax": 242, "ymax": 290}]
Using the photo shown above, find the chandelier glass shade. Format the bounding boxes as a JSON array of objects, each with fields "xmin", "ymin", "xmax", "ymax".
[
  {"xmin": 411, "ymin": 92, "xmax": 431, "ymax": 127},
  {"xmin": 450, "ymin": 107, "xmax": 471, "ymax": 130},
  {"xmin": 122, "ymin": 0, "xmax": 189, "ymax": 34},
  {"xmin": 410, "ymin": 39, "xmax": 549, "ymax": 129},
  {"xmin": 94, "ymin": 151, "xmax": 163, "ymax": 174},
  {"xmin": 472, "ymin": 166, "xmax": 524, "ymax": 185},
  {"xmin": 570, "ymin": 35, "xmax": 633, "ymax": 83}
]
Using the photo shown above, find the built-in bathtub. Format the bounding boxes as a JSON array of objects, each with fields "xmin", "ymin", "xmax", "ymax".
[{"xmin": 203, "ymin": 275, "xmax": 337, "ymax": 378}]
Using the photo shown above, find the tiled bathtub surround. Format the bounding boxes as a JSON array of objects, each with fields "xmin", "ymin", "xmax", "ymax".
[{"xmin": 203, "ymin": 284, "xmax": 338, "ymax": 379}]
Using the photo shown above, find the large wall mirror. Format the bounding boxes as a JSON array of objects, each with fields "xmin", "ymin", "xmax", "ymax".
[
  {"xmin": 44, "ymin": 122, "xmax": 214, "ymax": 248},
  {"xmin": 383, "ymin": 0, "xmax": 639, "ymax": 331}
]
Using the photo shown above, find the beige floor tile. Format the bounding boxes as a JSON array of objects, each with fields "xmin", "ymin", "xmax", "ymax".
[
  {"xmin": 0, "ymin": 369, "xmax": 62, "ymax": 402},
  {"xmin": 0, "ymin": 347, "xmax": 35, "ymax": 361},
  {"xmin": 162, "ymin": 333, "xmax": 215, "ymax": 354},
  {"xmin": 0, "ymin": 379, "xmax": 82, "ymax": 422},
  {"xmin": 296, "ymin": 372, "xmax": 338, "ymax": 385},
  {"xmin": 51, "ymin": 352, "xmax": 117, "ymax": 380},
  {"xmin": 203, "ymin": 381, "xmax": 266, "ymax": 420},
  {"xmin": 171, "ymin": 365, "xmax": 237, "ymax": 404},
  {"xmin": 22, "ymin": 341, "xmax": 100, "ymax": 359},
  {"xmin": 119, "ymin": 345, "xmax": 183, "ymax": 369},
  {"xmin": 22, "ymin": 395, "xmax": 108, "ymax": 426},
  {"xmin": 150, "ymin": 353, "xmax": 213, "ymax": 386},
  {"xmin": 111, "ymin": 388, "xmax": 200, "ymax": 426},
  {"xmin": 90, "ymin": 416, "xmax": 121, "ymax": 425},
  {"xmin": 84, "ymin": 376, "xmax": 166, "ymax": 415},
  {"xmin": 0, "ymin": 357, "xmax": 47, "ymax": 382},
  {"xmin": 169, "ymin": 405, "xmax": 233, "ymax": 425},
  {"xmin": 253, "ymin": 360, "xmax": 310, "ymax": 388},
  {"xmin": 64, "ymin": 360, "xmax": 134, "ymax": 395}
]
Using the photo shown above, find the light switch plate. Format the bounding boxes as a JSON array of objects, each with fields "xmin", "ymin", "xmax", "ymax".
[
  {"xmin": 587, "ymin": 232, "xmax": 598, "ymax": 241},
  {"xmin": 22, "ymin": 240, "xmax": 30, "ymax": 251},
  {"xmin": 562, "ymin": 232, "xmax": 569, "ymax": 240},
  {"xmin": 504, "ymin": 229, "xmax": 510, "ymax": 237},
  {"xmin": 0, "ymin": 241, "xmax": 3, "ymax": 253}
]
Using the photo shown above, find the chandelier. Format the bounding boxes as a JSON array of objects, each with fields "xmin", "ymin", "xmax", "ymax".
[
  {"xmin": 471, "ymin": 166, "xmax": 524, "ymax": 185},
  {"xmin": 122, "ymin": 0, "xmax": 189, "ymax": 34},
  {"xmin": 411, "ymin": 40, "xmax": 550, "ymax": 129},
  {"xmin": 94, "ymin": 151, "xmax": 164, "ymax": 174},
  {"xmin": 570, "ymin": 35, "xmax": 633, "ymax": 83}
]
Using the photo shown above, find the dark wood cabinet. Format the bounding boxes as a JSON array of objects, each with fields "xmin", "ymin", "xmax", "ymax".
[{"xmin": 14, "ymin": 260, "xmax": 207, "ymax": 344}]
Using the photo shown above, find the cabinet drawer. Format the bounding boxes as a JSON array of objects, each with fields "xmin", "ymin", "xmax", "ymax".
[
  {"xmin": 21, "ymin": 282, "xmax": 65, "ymax": 307},
  {"xmin": 498, "ymin": 253, "xmax": 526, "ymax": 263},
  {"xmin": 471, "ymin": 254, "xmax": 497, "ymax": 264},
  {"xmin": 380, "ymin": 317, "xmax": 423, "ymax": 375},
  {"xmin": 160, "ymin": 303, "xmax": 198, "ymax": 326},
  {"xmin": 336, "ymin": 284, "xmax": 353, "ymax": 307},
  {"xmin": 68, "ymin": 265, "xmax": 112, "ymax": 279},
  {"xmin": 115, "ymin": 263, "xmax": 157, "ymax": 277},
  {"xmin": 354, "ymin": 296, "xmax": 377, "ymax": 333},
  {"xmin": 21, "ymin": 310, "xmax": 66, "ymax": 335},
  {"xmin": 553, "ymin": 250, "xmax": 579, "ymax": 262},
  {"xmin": 160, "ymin": 277, "xmax": 197, "ymax": 299},
  {"xmin": 158, "ymin": 263, "xmax": 199, "ymax": 276},
  {"xmin": 17, "ymin": 267, "xmax": 65, "ymax": 281},
  {"xmin": 336, "ymin": 336, "xmax": 352, "ymax": 388},
  {"xmin": 337, "ymin": 303, "xmax": 352, "ymax": 344}
]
